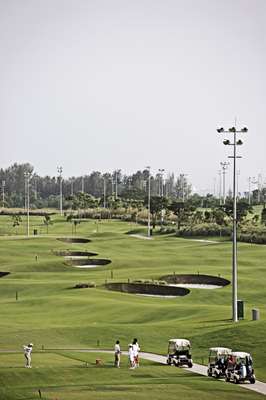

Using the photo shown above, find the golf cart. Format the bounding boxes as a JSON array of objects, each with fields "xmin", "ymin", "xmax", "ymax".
[
  {"xmin": 225, "ymin": 352, "xmax": 256, "ymax": 384},
  {"xmin": 207, "ymin": 347, "xmax": 231, "ymax": 378},
  {"xmin": 166, "ymin": 339, "xmax": 193, "ymax": 368}
]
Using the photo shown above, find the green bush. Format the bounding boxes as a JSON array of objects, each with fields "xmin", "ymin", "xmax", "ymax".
[{"xmin": 176, "ymin": 223, "xmax": 231, "ymax": 237}]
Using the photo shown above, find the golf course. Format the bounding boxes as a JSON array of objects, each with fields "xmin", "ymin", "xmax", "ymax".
[{"xmin": 0, "ymin": 215, "xmax": 265, "ymax": 400}]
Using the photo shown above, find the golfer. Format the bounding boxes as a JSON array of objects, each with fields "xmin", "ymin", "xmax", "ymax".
[
  {"xmin": 132, "ymin": 338, "xmax": 140, "ymax": 367},
  {"xmin": 114, "ymin": 340, "xmax": 121, "ymax": 368},
  {"xmin": 23, "ymin": 343, "xmax": 33, "ymax": 368},
  {"xmin": 128, "ymin": 344, "xmax": 135, "ymax": 369}
]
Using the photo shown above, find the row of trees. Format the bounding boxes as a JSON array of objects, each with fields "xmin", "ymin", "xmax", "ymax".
[
  {"xmin": 1, "ymin": 163, "xmax": 265, "ymax": 210},
  {"xmin": 0, "ymin": 163, "xmax": 192, "ymax": 208}
]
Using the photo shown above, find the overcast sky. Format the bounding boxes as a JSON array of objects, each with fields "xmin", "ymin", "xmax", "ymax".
[{"xmin": 1, "ymin": 0, "xmax": 265, "ymax": 194}]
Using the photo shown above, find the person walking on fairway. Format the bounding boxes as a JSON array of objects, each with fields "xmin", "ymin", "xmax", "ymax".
[
  {"xmin": 23, "ymin": 343, "xmax": 33, "ymax": 368},
  {"xmin": 114, "ymin": 340, "xmax": 121, "ymax": 368},
  {"xmin": 128, "ymin": 344, "xmax": 135, "ymax": 369},
  {"xmin": 132, "ymin": 338, "xmax": 140, "ymax": 367}
]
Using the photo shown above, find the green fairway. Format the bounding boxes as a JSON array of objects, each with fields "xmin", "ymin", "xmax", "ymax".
[
  {"xmin": 0, "ymin": 216, "xmax": 265, "ymax": 399},
  {"xmin": 0, "ymin": 352, "xmax": 263, "ymax": 400}
]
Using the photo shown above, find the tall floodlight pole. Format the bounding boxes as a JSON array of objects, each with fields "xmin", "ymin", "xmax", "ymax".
[
  {"xmin": 2, "ymin": 180, "xmax": 5, "ymax": 207},
  {"xmin": 220, "ymin": 162, "xmax": 229, "ymax": 204},
  {"xmin": 81, "ymin": 176, "xmax": 84, "ymax": 193},
  {"xmin": 248, "ymin": 177, "xmax": 251, "ymax": 205},
  {"xmin": 218, "ymin": 170, "xmax": 222, "ymax": 205},
  {"xmin": 57, "ymin": 166, "xmax": 63, "ymax": 216},
  {"xmin": 103, "ymin": 177, "xmax": 106, "ymax": 208},
  {"xmin": 236, "ymin": 170, "xmax": 240, "ymax": 199},
  {"xmin": 146, "ymin": 166, "xmax": 151, "ymax": 237},
  {"xmin": 24, "ymin": 172, "xmax": 31, "ymax": 236},
  {"xmin": 71, "ymin": 178, "xmax": 74, "ymax": 196},
  {"xmin": 158, "ymin": 169, "xmax": 165, "ymax": 197},
  {"xmin": 114, "ymin": 171, "xmax": 118, "ymax": 200},
  {"xmin": 217, "ymin": 125, "xmax": 247, "ymax": 322}
]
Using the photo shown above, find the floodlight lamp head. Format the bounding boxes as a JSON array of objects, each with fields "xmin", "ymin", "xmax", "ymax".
[
  {"xmin": 241, "ymin": 127, "xmax": 248, "ymax": 133},
  {"xmin": 217, "ymin": 127, "xmax": 224, "ymax": 133},
  {"xmin": 237, "ymin": 139, "xmax": 243, "ymax": 145},
  {"xmin": 229, "ymin": 127, "xmax": 236, "ymax": 132},
  {"xmin": 223, "ymin": 139, "xmax": 230, "ymax": 145}
]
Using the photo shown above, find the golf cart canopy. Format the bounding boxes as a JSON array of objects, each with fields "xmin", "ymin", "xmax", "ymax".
[
  {"xmin": 209, "ymin": 347, "xmax": 232, "ymax": 355},
  {"xmin": 231, "ymin": 352, "xmax": 251, "ymax": 358},
  {"xmin": 169, "ymin": 339, "xmax": 191, "ymax": 348}
]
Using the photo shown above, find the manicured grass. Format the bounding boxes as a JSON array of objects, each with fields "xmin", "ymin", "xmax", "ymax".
[
  {"xmin": 0, "ymin": 215, "xmax": 265, "ymax": 399},
  {"xmin": 0, "ymin": 352, "xmax": 263, "ymax": 400}
]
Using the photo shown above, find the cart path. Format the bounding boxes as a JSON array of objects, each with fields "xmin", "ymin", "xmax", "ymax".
[
  {"xmin": 1, "ymin": 348, "xmax": 265, "ymax": 396},
  {"xmin": 129, "ymin": 234, "xmax": 153, "ymax": 240},
  {"xmin": 43, "ymin": 348, "xmax": 266, "ymax": 396}
]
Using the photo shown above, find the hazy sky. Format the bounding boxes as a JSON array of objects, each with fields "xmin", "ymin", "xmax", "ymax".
[{"xmin": 1, "ymin": 0, "xmax": 265, "ymax": 194}]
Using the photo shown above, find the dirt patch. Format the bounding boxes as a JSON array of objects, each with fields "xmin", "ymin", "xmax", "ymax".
[
  {"xmin": 105, "ymin": 282, "xmax": 189, "ymax": 296},
  {"xmin": 67, "ymin": 258, "xmax": 112, "ymax": 267},
  {"xmin": 73, "ymin": 282, "xmax": 96, "ymax": 289},
  {"xmin": 0, "ymin": 272, "xmax": 9, "ymax": 278},
  {"xmin": 160, "ymin": 274, "xmax": 230, "ymax": 288},
  {"xmin": 57, "ymin": 237, "xmax": 91, "ymax": 244},
  {"xmin": 53, "ymin": 250, "xmax": 98, "ymax": 257}
]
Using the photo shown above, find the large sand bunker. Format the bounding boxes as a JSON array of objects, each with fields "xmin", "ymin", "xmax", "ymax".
[
  {"xmin": 160, "ymin": 274, "xmax": 230, "ymax": 289},
  {"xmin": 57, "ymin": 237, "xmax": 91, "ymax": 244},
  {"xmin": 67, "ymin": 259, "xmax": 112, "ymax": 268},
  {"xmin": 53, "ymin": 250, "xmax": 98, "ymax": 257},
  {"xmin": 0, "ymin": 272, "xmax": 9, "ymax": 278},
  {"xmin": 105, "ymin": 282, "xmax": 190, "ymax": 297}
]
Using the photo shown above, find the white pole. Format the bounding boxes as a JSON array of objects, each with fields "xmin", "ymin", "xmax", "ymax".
[
  {"xmin": 146, "ymin": 166, "xmax": 151, "ymax": 237},
  {"xmin": 57, "ymin": 167, "xmax": 63, "ymax": 216},
  {"xmin": 232, "ymin": 130, "xmax": 238, "ymax": 322},
  {"xmin": 2, "ymin": 180, "xmax": 5, "ymax": 207},
  {"xmin": 103, "ymin": 177, "xmax": 106, "ymax": 208}
]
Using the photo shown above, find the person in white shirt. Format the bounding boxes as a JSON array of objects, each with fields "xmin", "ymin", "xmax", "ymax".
[
  {"xmin": 114, "ymin": 340, "xmax": 121, "ymax": 368},
  {"xmin": 23, "ymin": 343, "xmax": 33, "ymax": 368},
  {"xmin": 132, "ymin": 338, "xmax": 140, "ymax": 367},
  {"xmin": 128, "ymin": 344, "xmax": 135, "ymax": 369}
]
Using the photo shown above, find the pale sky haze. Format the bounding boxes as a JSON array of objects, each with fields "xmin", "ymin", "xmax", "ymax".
[{"xmin": 1, "ymin": 0, "xmax": 265, "ymax": 194}]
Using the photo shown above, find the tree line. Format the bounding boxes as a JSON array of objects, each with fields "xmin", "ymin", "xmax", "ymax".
[{"xmin": 0, "ymin": 163, "xmax": 192, "ymax": 208}]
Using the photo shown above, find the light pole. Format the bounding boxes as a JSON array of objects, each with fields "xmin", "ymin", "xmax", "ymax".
[
  {"xmin": 115, "ymin": 171, "xmax": 118, "ymax": 200},
  {"xmin": 248, "ymin": 177, "xmax": 252, "ymax": 205},
  {"xmin": 57, "ymin": 166, "xmax": 63, "ymax": 216},
  {"xmin": 81, "ymin": 176, "xmax": 84, "ymax": 193},
  {"xmin": 158, "ymin": 169, "xmax": 165, "ymax": 197},
  {"xmin": 220, "ymin": 162, "xmax": 229, "ymax": 204},
  {"xmin": 24, "ymin": 172, "xmax": 31, "ymax": 236},
  {"xmin": 217, "ymin": 125, "xmax": 247, "ymax": 322},
  {"xmin": 146, "ymin": 166, "xmax": 151, "ymax": 237},
  {"xmin": 2, "ymin": 180, "xmax": 5, "ymax": 207},
  {"xmin": 218, "ymin": 170, "xmax": 222, "ymax": 205},
  {"xmin": 103, "ymin": 176, "xmax": 106, "ymax": 208}
]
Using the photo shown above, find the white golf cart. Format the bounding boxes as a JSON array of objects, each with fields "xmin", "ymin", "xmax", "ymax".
[
  {"xmin": 207, "ymin": 347, "xmax": 231, "ymax": 378},
  {"xmin": 166, "ymin": 339, "xmax": 193, "ymax": 368},
  {"xmin": 225, "ymin": 351, "xmax": 256, "ymax": 384}
]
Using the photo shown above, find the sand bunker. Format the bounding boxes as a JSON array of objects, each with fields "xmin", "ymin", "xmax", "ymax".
[
  {"xmin": 160, "ymin": 274, "xmax": 230, "ymax": 289},
  {"xmin": 53, "ymin": 250, "xmax": 98, "ymax": 257},
  {"xmin": 105, "ymin": 282, "xmax": 190, "ymax": 297},
  {"xmin": 57, "ymin": 237, "xmax": 91, "ymax": 244},
  {"xmin": 68, "ymin": 259, "xmax": 112, "ymax": 268},
  {"xmin": 0, "ymin": 272, "xmax": 9, "ymax": 278}
]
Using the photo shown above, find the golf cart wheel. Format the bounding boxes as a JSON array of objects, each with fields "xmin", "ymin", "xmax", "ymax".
[
  {"xmin": 166, "ymin": 358, "xmax": 172, "ymax": 366},
  {"xmin": 234, "ymin": 377, "xmax": 239, "ymax": 384},
  {"xmin": 207, "ymin": 369, "xmax": 212, "ymax": 377},
  {"xmin": 249, "ymin": 377, "xmax": 256, "ymax": 384},
  {"xmin": 214, "ymin": 371, "xmax": 220, "ymax": 379},
  {"xmin": 225, "ymin": 376, "xmax": 230, "ymax": 382},
  {"xmin": 188, "ymin": 362, "xmax": 193, "ymax": 368}
]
